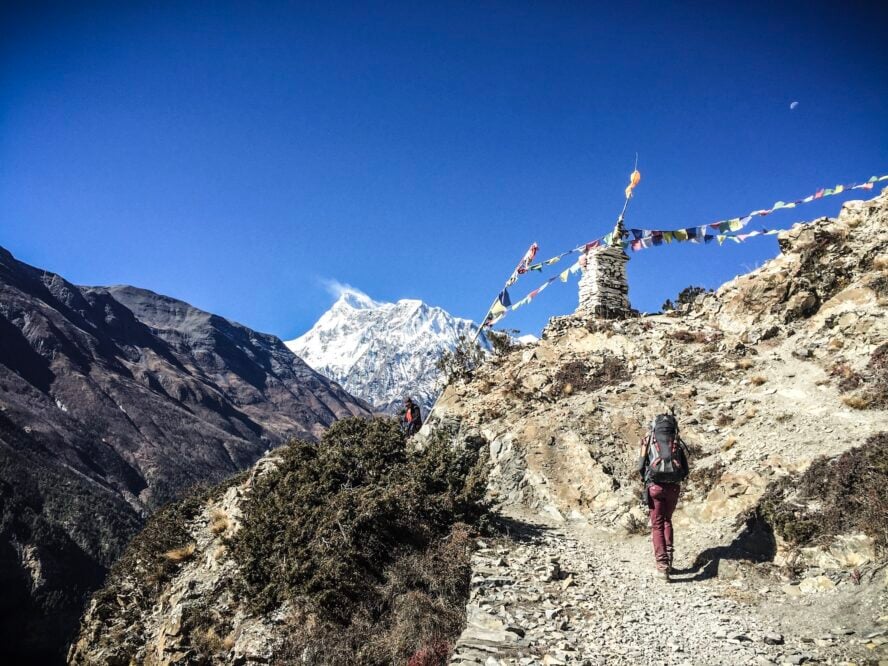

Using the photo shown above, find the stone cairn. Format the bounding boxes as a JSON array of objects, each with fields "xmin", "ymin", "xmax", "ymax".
[{"xmin": 576, "ymin": 243, "xmax": 633, "ymax": 319}]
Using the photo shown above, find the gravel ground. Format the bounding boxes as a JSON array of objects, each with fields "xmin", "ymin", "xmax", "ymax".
[{"xmin": 451, "ymin": 511, "xmax": 888, "ymax": 666}]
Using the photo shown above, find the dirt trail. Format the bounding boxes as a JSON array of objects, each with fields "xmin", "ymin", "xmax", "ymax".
[{"xmin": 450, "ymin": 509, "xmax": 888, "ymax": 666}]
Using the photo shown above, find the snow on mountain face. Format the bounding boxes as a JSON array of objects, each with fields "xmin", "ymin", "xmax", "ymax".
[{"xmin": 287, "ymin": 289, "xmax": 486, "ymax": 414}]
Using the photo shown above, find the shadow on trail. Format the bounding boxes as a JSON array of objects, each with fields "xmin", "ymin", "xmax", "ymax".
[
  {"xmin": 488, "ymin": 514, "xmax": 550, "ymax": 544},
  {"xmin": 670, "ymin": 515, "xmax": 776, "ymax": 583}
]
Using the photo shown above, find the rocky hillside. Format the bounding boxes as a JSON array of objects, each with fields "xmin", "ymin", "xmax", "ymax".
[
  {"xmin": 434, "ymin": 191, "xmax": 888, "ymax": 664},
  {"xmin": 69, "ymin": 191, "xmax": 887, "ymax": 666},
  {"xmin": 0, "ymin": 247, "xmax": 371, "ymax": 663},
  {"xmin": 287, "ymin": 288, "xmax": 488, "ymax": 414}
]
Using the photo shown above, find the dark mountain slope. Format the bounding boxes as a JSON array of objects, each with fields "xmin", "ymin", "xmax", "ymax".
[{"xmin": 0, "ymin": 246, "xmax": 371, "ymax": 663}]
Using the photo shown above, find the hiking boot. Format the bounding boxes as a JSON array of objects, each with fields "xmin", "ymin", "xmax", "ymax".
[{"xmin": 656, "ymin": 568, "xmax": 670, "ymax": 582}]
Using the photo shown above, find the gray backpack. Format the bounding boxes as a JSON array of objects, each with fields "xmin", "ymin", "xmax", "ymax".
[{"xmin": 644, "ymin": 414, "xmax": 689, "ymax": 484}]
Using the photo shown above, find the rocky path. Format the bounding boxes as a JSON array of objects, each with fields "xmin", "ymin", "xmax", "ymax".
[{"xmin": 450, "ymin": 512, "xmax": 886, "ymax": 666}]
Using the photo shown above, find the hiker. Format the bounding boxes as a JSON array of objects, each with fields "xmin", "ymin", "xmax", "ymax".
[
  {"xmin": 637, "ymin": 413, "xmax": 690, "ymax": 580},
  {"xmin": 401, "ymin": 397, "xmax": 422, "ymax": 436}
]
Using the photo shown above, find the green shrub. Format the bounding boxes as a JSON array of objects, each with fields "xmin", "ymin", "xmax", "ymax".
[
  {"xmin": 435, "ymin": 335, "xmax": 486, "ymax": 384},
  {"xmin": 231, "ymin": 417, "xmax": 488, "ymax": 664},
  {"xmin": 485, "ymin": 329, "xmax": 517, "ymax": 357},
  {"xmin": 754, "ymin": 433, "xmax": 888, "ymax": 550},
  {"xmin": 661, "ymin": 285, "xmax": 711, "ymax": 312}
]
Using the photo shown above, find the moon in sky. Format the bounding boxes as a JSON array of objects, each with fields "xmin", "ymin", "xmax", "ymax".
[{"xmin": 790, "ymin": 101, "xmax": 799, "ymax": 110}]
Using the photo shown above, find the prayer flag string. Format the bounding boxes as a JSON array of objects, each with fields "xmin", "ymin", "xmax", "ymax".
[
  {"xmin": 521, "ymin": 174, "xmax": 887, "ymax": 274},
  {"xmin": 485, "ymin": 174, "xmax": 886, "ymax": 327}
]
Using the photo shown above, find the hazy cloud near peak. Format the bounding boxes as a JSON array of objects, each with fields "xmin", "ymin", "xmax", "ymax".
[{"xmin": 319, "ymin": 278, "xmax": 372, "ymax": 301}]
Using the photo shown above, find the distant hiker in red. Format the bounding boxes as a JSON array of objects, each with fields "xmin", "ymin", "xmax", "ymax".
[
  {"xmin": 637, "ymin": 413, "xmax": 690, "ymax": 581},
  {"xmin": 401, "ymin": 397, "xmax": 422, "ymax": 436}
]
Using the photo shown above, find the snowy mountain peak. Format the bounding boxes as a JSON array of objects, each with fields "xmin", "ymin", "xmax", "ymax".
[{"xmin": 286, "ymin": 290, "xmax": 487, "ymax": 414}]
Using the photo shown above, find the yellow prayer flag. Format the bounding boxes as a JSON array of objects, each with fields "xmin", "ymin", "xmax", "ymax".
[
  {"xmin": 663, "ymin": 232, "xmax": 673, "ymax": 243},
  {"xmin": 728, "ymin": 219, "xmax": 743, "ymax": 232},
  {"xmin": 489, "ymin": 300, "xmax": 506, "ymax": 318},
  {"xmin": 674, "ymin": 229, "xmax": 688, "ymax": 241}
]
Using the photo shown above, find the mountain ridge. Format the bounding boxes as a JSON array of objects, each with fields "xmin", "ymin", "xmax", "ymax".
[{"xmin": 0, "ymin": 246, "xmax": 371, "ymax": 663}]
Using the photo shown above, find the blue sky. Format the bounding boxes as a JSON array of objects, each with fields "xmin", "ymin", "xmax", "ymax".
[{"xmin": 2, "ymin": 1, "xmax": 886, "ymax": 339}]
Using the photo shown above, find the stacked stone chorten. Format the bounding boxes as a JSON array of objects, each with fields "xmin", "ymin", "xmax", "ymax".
[{"xmin": 576, "ymin": 222, "xmax": 633, "ymax": 318}]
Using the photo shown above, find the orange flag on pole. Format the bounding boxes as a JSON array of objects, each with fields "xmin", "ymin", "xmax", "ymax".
[{"xmin": 625, "ymin": 169, "xmax": 641, "ymax": 199}]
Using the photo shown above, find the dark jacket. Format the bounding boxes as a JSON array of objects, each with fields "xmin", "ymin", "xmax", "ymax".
[{"xmin": 402, "ymin": 402, "xmax": 422, "ymax": 432}]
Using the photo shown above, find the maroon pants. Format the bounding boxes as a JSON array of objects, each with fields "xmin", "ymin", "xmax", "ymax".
[{"xmin": 648, "ymin": 482, "xmax": 680, "ymax": 570}]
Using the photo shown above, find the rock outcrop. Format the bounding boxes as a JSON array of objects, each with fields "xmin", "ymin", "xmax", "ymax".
[{"xmin": 69, "ymin": 452, "xmax": 288, "ymax": 666}]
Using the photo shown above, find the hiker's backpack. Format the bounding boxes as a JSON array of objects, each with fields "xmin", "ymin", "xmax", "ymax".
[{"xmin": 644, "ymin": 414, "xmax": 689, "ymax": 484}]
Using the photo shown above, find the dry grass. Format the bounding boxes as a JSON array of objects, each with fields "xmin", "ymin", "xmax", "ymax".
[
  {"xmin": 828, "ymin": 337, "xmax": 844, "ymax": 350},
  {"xmin": 737, "ymin": 358, "xmax": 755, "ymax": 370},
  {"xmin": 715, "ymin": 413, "xmax": 734, "ymax": 427},
  {"xmin": 668, "ymin": 328, "xmax": 724, "ymax": 345},
  {"xmin": 872, "ymin": 255, "xmax": 888, "ymax": 270},
  {"xmin": 842, "ymin": 394, "xmax": 873, "ymax": 410},
  {"xmin": 832, "ymin": 346, "xmax": 888, "ymax": 410},
  {"xmin": 478, "ymin": 404, "xmax": 504, "ymax": 421},
  {"xmin": 552, "ymin": 355, "xmax": 627, "ymax": 397},
  {"xmin": 163, "ymin": 543, "xmax": 196, "ymax": 563},
  {"xmin": 829, "ymin": 362, "xmax": 862, "ymax": 392},
  {"xmin": 623, "ymin": 511, "xmax": 649, "ymax": 536},
  {"xmin": 718, "ymin": 584, "xmax": 761, "ymax": 606},
  {"xmin": 749, "ymin": 375, "xmax": 767, "ymax": 386},
  {"xmin": 209, "ymin": 508, "xmax": 230, "ymax": 535},
  {"xmin": 192, "ymin": 627, "xmax": 225, "ymax": 655},
  {"xmin": 686, "ymin": 461, "xmax": 726, "ymax": 501},
  {"xmin": 721, "ymin": 436, "xmax": 738, "ymax": 452},
  {"xmin": 670, "ymin": 329, "xmax": 709, "ymax": 343}
]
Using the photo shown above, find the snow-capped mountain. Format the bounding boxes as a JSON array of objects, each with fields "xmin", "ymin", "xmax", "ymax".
[{"xmin": 286, "ymin": 288, "xmax": 488, "ymax": 414}]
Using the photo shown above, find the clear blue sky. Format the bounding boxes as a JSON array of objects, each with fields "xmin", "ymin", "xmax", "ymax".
[{"xmin": 2, "ymin": 1, "xmax": 886, "ymax": 338}]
